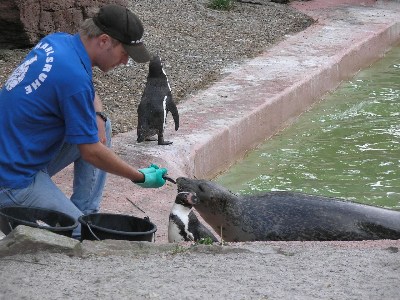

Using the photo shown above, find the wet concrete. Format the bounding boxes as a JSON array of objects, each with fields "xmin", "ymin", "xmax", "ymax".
[{"xmin": 54, "ymin": 0, "xmax": 400, "ymax": 242}]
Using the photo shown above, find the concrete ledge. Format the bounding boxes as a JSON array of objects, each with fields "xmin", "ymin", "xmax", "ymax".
[
  {"xmin": 0, "ymin": 226, "xmax": 80, "ymax": 257},
  {"xmin": 0, "ymin": 225, "xmax": 252, "ymax": 257}
]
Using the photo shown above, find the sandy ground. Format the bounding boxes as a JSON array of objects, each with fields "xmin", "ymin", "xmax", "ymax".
[{"xmin": 0, "ymin": 240, "xmax": 399, "ymax": 299}]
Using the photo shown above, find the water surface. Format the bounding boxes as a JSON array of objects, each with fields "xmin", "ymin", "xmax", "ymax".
[{"xmin": 216, "ymin": 46, "xmax": 400, "ymax": 210}]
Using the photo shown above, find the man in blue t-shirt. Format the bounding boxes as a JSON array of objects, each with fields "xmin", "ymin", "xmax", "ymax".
[{"xmin": 0, "ymin": 4, "xmax": 168, "ymax": 238}]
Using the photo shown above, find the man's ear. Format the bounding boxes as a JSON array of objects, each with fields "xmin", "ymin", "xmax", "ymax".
[{"xmin": 98, "ymin": 34, "xmax": 112, "ymax": 49}]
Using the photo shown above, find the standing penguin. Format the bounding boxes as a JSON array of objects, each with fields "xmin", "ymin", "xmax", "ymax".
[
  {"xmin": 137, "ymin": 55, "xmax": 179, "ymax": 145},
  {"xmin": 168, "ymin": 191, "xmax": 219, "ymax": 243}
]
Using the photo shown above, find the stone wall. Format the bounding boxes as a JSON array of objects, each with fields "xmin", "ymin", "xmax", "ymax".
[{"xmin": 0, "ymin": 0, "xmax": 128, "ymax": 49}]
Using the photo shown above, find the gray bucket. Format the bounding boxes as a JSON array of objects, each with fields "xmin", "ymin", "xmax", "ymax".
[
  {"xmin": 79, "ymin": 213, "xmax": 157, "ymax": 242},
  {"xmin": 0, "ymin": 206, "xmax": 78, "ymax": 237}
]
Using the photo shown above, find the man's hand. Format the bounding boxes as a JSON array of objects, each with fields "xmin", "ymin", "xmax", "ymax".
[{"xmin": 137, "ymin": 164, "xmax": 161, "ymax": 176}]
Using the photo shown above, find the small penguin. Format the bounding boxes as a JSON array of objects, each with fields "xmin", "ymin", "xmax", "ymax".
[
  {"xmin": 168, "ymin": 191, "xmax": 219, "ymax": 243},
  {"xmin": 137, "ymin": 55, "xmax": 179, "ymax": 145}
]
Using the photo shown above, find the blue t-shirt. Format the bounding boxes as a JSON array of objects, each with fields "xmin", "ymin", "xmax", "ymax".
[{"xmin": 0, "ymin": 33, "xmax": 99, "ymax": 188}]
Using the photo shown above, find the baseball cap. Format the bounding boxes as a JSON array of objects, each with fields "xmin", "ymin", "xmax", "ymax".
[{"xmin": 93, "ymin": 4, "xmax": 151, "ymax": 63}]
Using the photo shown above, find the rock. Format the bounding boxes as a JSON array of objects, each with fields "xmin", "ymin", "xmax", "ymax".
[
  {"xmin": 0, "ymin": 0, "xmax": 128, "ymax": 49},
  {"xmin": 0, "ymin": 225, "xmax": 81, "ymax": 257}
]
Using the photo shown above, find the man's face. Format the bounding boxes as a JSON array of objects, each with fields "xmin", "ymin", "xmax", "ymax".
[{"xmin": 96, "ymin": 35, "xmax": 130, "ymax": 72}]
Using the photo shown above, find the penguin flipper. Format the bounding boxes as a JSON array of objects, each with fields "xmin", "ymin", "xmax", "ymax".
[{"xmin": 166, "ymin": 94, "xmax": 179, "ymax": 131}]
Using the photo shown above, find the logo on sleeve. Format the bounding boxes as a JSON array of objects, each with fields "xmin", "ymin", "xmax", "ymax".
[
  {"xmin": 5, "ymin": 55, "xmax": 38, "ymax": 91},
  {"xmin": 4, "ymin": 41, "xmax": 55, "ymax": 94}
]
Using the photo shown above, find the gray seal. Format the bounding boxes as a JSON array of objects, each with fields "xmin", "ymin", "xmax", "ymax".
[
  {"xmin": 137, "ymin": 55, "xmax": 179, "ymax": 145},
  {"xmin": 168, "ymin": 191, "xmax": 218, "ymax": 243},
  {"xmin": 176, "ymin": 177, "xmax": 400, "ymax": 242}
]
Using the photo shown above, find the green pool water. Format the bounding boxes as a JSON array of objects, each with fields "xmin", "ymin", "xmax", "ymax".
[{"xmin": 215, "ymin": 46, "xmax": 400, "ymax": 210}]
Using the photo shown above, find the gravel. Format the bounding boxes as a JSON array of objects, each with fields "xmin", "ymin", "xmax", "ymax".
[{"xmin": 0, "ymin": 0, "xmax": 313, "ymax": 135}]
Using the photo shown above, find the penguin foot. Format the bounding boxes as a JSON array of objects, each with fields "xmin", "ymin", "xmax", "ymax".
[
  {"xmin": 144, "ymin": 137, "xmax": 157, "ymax": 142},
  {"xmin": 158, "ymin": 140, "xmax": 173, "ymax": 145}
]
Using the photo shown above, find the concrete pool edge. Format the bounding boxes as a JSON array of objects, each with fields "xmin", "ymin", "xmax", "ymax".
[
  {"xmin": 191, "ymin": 13, "xmax": 400, "ymax": 180},
  {"xmin": 54, "ymin": 1, "xmax": 400, "ymax": 241}
]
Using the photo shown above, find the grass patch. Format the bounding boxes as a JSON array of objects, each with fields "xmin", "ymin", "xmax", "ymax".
[
  {"xmin": 196, "ymin": 237, "xmax": 215, "ymax": 245},
  {"xmin": 170, "ymin": 244, "xmax": 188, "ymax": 255},
  {"xmin": 208, "ymin": 0, "xmax": 235, "ymax": 10}
]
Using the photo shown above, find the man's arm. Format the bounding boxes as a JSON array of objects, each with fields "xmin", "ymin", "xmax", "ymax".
[
  {"xmin": 86, "ymin": 94, "xmax": 166, "ymax": 188},
  {"xmin": 78, "ymin": 142, "xmax": 145, "ymax": 182}
]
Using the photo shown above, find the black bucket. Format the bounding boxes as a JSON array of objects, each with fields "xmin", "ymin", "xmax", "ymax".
[
  {"xmin": 0, "ymin": 206, "xmax": 78, "ymax": 237},
  {"xmin": 78, "ymin": 213, "xmax": 157, "ymax": 242}
]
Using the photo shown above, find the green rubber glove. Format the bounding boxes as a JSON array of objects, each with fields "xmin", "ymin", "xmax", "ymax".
[
  {"xmin": 138, "ymin": 164, "xmax": 159, "ymax": 175},
  {"xmin": 136, "ymin": 164, "xmax": 168, "ymax": 188}
]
